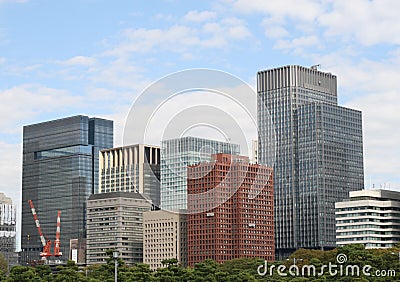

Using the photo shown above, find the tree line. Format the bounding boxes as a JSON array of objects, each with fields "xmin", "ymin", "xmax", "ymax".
[{"xmin": 1, "ymin": 244, "xmax": 400, "ymax": 281}]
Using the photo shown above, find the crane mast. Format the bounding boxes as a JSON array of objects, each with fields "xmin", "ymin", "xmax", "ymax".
[
  {"xmin": 28, "ymin": 200, "xmax": 53, "ymax": 259},
  {"xmin": 54, "ymin": 210, "xmax": 62, "ymax": 257}
]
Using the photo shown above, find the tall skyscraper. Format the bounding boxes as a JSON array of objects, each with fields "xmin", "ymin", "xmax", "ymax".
[
  {"xmin": 187, "ymin": 153, "xmax": 274, "ymax": 266},
  {"xmin": 21, "ymin": 115, "xmax": 113, "ymax": 264},
  {"xmin": 160, "ymin": 136, "xmax": 240, "ymax": 211},
  {"xmin": 0, "ymin": 192, "xmax": 17, "ymax": 267},
  {"xmin": 257, "ymin": 65, "xmax": 364, "ymax": 258}
]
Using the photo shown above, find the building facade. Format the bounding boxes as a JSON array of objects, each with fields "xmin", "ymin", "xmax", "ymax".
[
  {"xmin": 161, "ymin": 136, "xmax": 240, "ymax": 211},
  {"xmin": 336, "ymin": 189, "xmax": 400, "ymax": 248},
  {"xmin": 99, "ymin": 144, "xmax": 160, "ymax": 208},
  {"xmin": 69, "ymin": 238, "xmax": 86, "ymax": 265},
  {"xmin": 187, "ymin": 154, "xmax": 274, "ymax": 266},
  {"xmin": 251, "ymin": 139, "xmax": 258, "ymax": 164},
  {"xmin": 143, "ymin": 210, "xmax": 187, "ymax": 270},
  {"xmin": 257, "ymin": 65, "xmax": 364, "ymax": 258},
  {"xmin": 21, "ymin": 115, "xmax": 113, "ymax": 264},
  {"xmin": 86, "ymin": 192, "xmax": 152, "ymax": 265},
  {"xmin": 0, "ymin": 193, "xmax": 17, "ymax": 267}
]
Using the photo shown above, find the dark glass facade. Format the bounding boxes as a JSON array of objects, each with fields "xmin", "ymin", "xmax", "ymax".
[
  {"xmin": 21, "ymin": 115, "xmax": 113, "ymax": 264},
  {"xmin": 257, "ymin": 65, "xmax": 364, "ymax": 258}
]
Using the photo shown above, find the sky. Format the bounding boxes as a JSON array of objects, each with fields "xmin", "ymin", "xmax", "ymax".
[{"xmin": 1, "ymin": 0, "xmax": 400, "ymax": 233}]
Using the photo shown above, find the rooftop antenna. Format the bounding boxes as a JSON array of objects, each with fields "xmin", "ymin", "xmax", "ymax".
[{"xmin": 311, "ymin": 64, "xmax": 320, "ymax": 70}]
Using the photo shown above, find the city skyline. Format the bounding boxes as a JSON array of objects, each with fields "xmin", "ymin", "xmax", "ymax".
[{"xmin": 1, "ymin": 1, "xmax": 399, "ymax": 249}]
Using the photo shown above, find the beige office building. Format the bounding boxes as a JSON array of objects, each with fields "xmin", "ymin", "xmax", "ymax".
[
  {"xmin": 86, "ymin": 192, "xmax": 152, "ymax": 265},
  {"xmin": 99, "ymin": 144, "xmax": 160, "ymax": 207},
  {"xmin": 143, "ymin": 210, "xmax": 187, "ymax": 270},
  {"xmin": 336, "ymin": 189, "xmax": 400, "ymax": 248}
]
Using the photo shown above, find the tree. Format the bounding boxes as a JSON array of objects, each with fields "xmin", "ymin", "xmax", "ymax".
[
  {"xmin": 35, "ymin": 264, "xmax": 52, "ymax": 282},
  {"xmin": 0, "ymin": 253, "xmax": 7, "ymax": 275},
  {"xmin": 8, "ymin": 265, "xmax": 41, "ymax": 282},
  {"xmin": 121, "ymin": 263, "xmax": 154, "ymax": 282}
]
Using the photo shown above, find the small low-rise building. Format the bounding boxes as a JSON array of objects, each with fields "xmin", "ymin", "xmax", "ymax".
[
  {"xmin": 336, "ymin": 189, "xmax": 400, "ymax": 248},
  {"xmin": 70, "ymin": 238, "xmax": 86, "ymax": 265},
  {"xmin": 143, "ymin": 210, "xmax": 187, "ymax": 270}
]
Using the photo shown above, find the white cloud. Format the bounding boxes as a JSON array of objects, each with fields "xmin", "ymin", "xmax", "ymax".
[
  {"xmin": 274, "ymin": 35, "xmax": 321, "ymax": 54},
  {"xmin": 0, "ymin": 141, "xmax": 22, "ymax": 250},
  {"xmin": 345, "ymin": 89, "xmax": 400, "ymax": 187},
  {"xmin": 319, "ymin": 0, "xmax": 400, "ymax": 46},
  {"xmin": 183, "ymin": 10, "xmax": 217, "ymax": 22},
  {"xmin": 230, "ymin": 0, "xmax": 324, "ymax": 22},
  {"xmin": 0, "ymin": 142, "xmax": 22, "ymax": 204},
  {"xmin": 262, "ymin": 18, "xmax": 289, "ymax": 39},
  {"xmin": 104, "ymin": 17, "xmax": 251, "ymax": 57},
  {"xmin": 229, "ymin": 0, "xmax": 400, "ymax": 47},
  {"xmin": 89, "ymin": 58, "xmax": 151, "ymax": 90},
  {"xmin": 105, "ymin": 25, "xmax": 198, "ymax": 56},
  {"xmin": 0, "ymin": 84, "xmax": 82, "ymax": 134},
  {"xmin": 58, "ymin": 56, "xmax": 97, "ymax": 66}
]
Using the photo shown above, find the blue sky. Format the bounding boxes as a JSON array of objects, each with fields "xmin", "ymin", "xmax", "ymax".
[{"xmin": 1, "ymin": 0, "xmax": 400, "ymax": 218}]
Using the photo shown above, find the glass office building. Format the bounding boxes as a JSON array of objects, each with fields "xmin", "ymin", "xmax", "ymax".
[
  {"xmin": 21, "ymin": 115, "xmax": 113, "ymax": 264},
  {"xmin": 257, "ymin": 65, "xmax": 364, "ymax": 258},
  {"xmin": 160, "ymin": 136, "xmax": 240, "ymax": 211}
]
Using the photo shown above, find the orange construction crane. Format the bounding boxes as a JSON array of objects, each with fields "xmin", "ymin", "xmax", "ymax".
[
  {"xmin": 53, "ymin": 210, "xmax": 62, "ymax": 257},
  {"xmin": 28, "ymin": 200, "xmax": 52, "ymax": 259}
]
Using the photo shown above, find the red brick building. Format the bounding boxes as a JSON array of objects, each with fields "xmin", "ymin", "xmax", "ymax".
[{"xmin": 187, "ymin": 153, "xmax": 274, "ymax": 266}]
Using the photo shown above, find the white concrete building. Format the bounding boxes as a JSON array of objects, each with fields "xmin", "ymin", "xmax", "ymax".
[
  {"xmin": 143, "ymin": 210, "xmax": 187, "ymax": 270},
  {"xmin": 0, "ymin": 192, "xmax": 17, "ymax": 267},
  {"xmin": 99, "ymin": 144, "xmax": 160, "ymax": 208},
  {"xmin": 336, "ymin": 189, "xmax": 400, "ymax": 248}
]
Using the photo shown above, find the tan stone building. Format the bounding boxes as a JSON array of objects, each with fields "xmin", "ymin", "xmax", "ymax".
[{"xmin": 143, "ymin": 210, "xmax": 187, "ymax": 270}]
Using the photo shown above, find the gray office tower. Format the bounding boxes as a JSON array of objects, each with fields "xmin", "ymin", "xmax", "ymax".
[
  {"xmin": 257, "ymin": 65, "xmax": 364, "ymax": 258},
  {"xmin": 21, "ymin": 115, "xmax": 113, "ymax": 264}
]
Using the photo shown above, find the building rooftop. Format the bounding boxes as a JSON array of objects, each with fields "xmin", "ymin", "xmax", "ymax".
[
  {"xmin": 89, "ymin": 191, "xmax": 151, "ymax": 201},
  {"xmin": 348, "ymin": 189, "xmax": 400, "ymax": 201}
]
